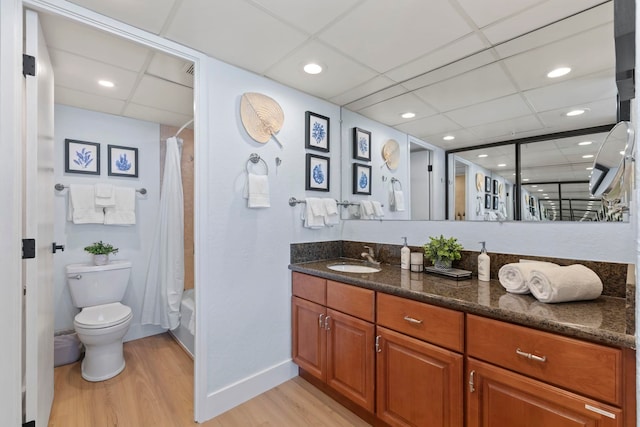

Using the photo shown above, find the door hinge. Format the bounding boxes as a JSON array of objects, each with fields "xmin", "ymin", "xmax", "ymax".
[
  {"xmin": 22, "ymin": 238, "xmax": 36, "ymax": 259},
  {"xmin": 23, "ymin": 420, "xmax": 35, "ymax": 427},
  {"xmin": 22, "ymin": 54, "xmax": 36, "ymax": 77},
  {"xmin": 427, "ymin": 165, "xmax": 433, "ymax": 172}
]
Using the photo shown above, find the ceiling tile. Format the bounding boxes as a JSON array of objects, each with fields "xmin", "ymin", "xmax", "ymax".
[
  {"xmin": 358, "ymin": 93, "xmax": 437, "ymax": 126},
  {"xmin": 456, "ymin": 0, "xmax": 542, "ymax": 28},
  {"xmin": 55, "ymin": 86, "xmax": 126, "ymax": 116},
  {"xmin": 165, "ymin": 0, "xmax": 307, "ymax": 74},
  {"xmin": 444, "ymin": 94, "xmax": 534, "ymax": 128},
  {"xmin": 414, "ymin": 62, "xmax": 517, "ymax": 112},
  {"xmin": 329, "ymin": 75, "xmax": 397, "ymax": 106},
  {"xmin": 394, "ymin": 114, "xmax": 461, "ymax": 139},
  {"xmin": 265, "ymin": 40, "xmax": 377, "ymax": 99},
  {"xmin": 344, "ymin": 84, "xmax": 408, "ymax": 112},
  {"xmin": 147, "ymin": 51, "xmax": 194, "ymax": 88},
  {"xmin": 123, "ymin": 103, "xmax": 193, "ymax": 128},
  {"xmin": 481, "ymin": 0, "xmax": 605, "ymax": 45},
  {"xmin": 466, "ymin": 114, "xmax": 544, "ymax": 141},
  {"xmin": 67, "ymin": 0, "xmax": 176, "ymax": 34},
  {"xmin": 39, "ymin": 13, "xmax": 152, "ymax": 73},
  {"xmin": 318, "ymin": 0, "xmax": 473, "ymax": 73},
  {"xmin": 536, "ymin": 98, "xmax": 616, "ymax": 130},
  {"xmin": 49, "ymin": 49, "xmax": 139, "ymax": 100},
  {"xmin": 130, "ymin": 75, "xmax": 194, "ymax": 116},
  {"xmin": 249, "ymin": 0, "xmax": 360, "ymax": 34}
]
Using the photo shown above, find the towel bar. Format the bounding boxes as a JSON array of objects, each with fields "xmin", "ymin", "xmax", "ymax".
[
  {"xmin": 288, "ymin": 197, "xmax": 383, "ymax": 208},
  {"xmin": 54, "ymin": 183, "xmax": 147, "ymax": 195}
]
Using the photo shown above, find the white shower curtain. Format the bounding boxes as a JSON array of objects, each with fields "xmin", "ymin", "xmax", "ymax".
[{"xmin": 141, "ymin": 136, "xmax": 184, "ymax": 330}]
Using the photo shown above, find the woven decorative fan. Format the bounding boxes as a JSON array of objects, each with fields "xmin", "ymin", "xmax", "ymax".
[{"xmin": 240, "ymin": 92, "xmax": 284, "ymax": 146}]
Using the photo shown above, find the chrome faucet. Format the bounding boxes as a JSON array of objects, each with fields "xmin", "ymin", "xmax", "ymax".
[{"xmin": 361, "ymin": 245, "xmax": 381, "ymax": 265}]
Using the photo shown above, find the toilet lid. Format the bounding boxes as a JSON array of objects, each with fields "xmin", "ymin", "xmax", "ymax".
[{"xmin": 75, "ymin": 303, "xmax": 132, "ymax": 329}]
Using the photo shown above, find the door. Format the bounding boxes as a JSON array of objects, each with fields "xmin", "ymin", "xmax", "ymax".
[
  {"xmin": 409, "ymin": 142, "xmax": 432, "ymax": 220},
  {"xmin": 23, "ymin": 9, "xmax": 55, "ymax": 425},
  {"xmin": 291, "ymin": 297, "xmax": 326, "ymax": 380}
]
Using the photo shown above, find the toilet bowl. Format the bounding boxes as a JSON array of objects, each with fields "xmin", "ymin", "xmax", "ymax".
[{"xmin": 66, "ymin": 261, "xmax": 133, "ymax": 382}]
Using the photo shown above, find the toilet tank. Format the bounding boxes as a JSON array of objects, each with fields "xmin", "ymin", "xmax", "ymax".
[{"xmin": 66, "ymin": 260, "xmax": 132, "ymax": 308}]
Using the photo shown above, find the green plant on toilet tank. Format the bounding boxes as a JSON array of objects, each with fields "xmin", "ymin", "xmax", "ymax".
[
  {"xmin": 423, "ymin": 235, "xmax": 463, "ymax": 270},
  {"xmin": 84, "ymin": 241, "xmax": 118, "ymax": 266}
]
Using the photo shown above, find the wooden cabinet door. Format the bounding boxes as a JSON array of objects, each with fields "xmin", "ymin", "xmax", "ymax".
[
  {"xmin": 292, "ymin": 297, "xmax": 326, "ymax": 381},
  {"xmin": 326, "ymin": 308, "xmax": 375, "ymax": 412},
  {"xmin": 376, "ymin": 326, "xmax": 463, "ymax": 427},
  {"xmin": 467, "ymin": 358, "xmax": 623, "ymax": 427}
]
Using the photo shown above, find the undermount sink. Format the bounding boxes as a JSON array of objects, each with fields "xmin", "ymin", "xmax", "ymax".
[{"xmin": 327, "ymin": 263, "xmax": 381, "ymax": 273}]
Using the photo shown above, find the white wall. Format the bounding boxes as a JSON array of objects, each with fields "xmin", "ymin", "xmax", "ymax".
[{"xmin": 53, "ymin": 105, "xmax": 164, "ymax": 341}]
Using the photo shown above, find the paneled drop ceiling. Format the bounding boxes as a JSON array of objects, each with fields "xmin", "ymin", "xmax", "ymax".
[{"xmin": 39, "ymin": 0, "xmax": 616, "ymax": 151}]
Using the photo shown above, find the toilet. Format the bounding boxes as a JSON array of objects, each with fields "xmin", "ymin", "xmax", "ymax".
[{"xmin": 66, "ymin": 260, "xmax": 133, "ymax": 382}]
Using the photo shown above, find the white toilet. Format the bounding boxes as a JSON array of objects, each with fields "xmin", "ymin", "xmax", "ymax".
[{"xmin": 66, "ymin": 260, "xmax": 133, "ymax": 382}]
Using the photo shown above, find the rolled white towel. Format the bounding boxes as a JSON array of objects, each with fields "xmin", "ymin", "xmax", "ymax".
[
  {"xmin": 498, "ymin": 261, "xmax": 558, "ymax": 294},
  {"xmin": 528, "ymin": 264, "xmax": 603, "ymax": 303}
]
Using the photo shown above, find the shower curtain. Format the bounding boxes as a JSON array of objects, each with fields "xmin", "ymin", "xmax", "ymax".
[{"xmin": 141, "ymin": 136, "xmax": 184, "ymax": 330}]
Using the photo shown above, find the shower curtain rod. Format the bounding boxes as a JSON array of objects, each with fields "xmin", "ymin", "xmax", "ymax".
[{"xmin": 175, "ymin": 119, "xmax": 194, "ymax": 138}]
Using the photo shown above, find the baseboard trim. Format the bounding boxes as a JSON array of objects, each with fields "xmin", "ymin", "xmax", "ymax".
[{"xmin": 199, "ymin": 359, "xmax": 298, "ymax": 422}]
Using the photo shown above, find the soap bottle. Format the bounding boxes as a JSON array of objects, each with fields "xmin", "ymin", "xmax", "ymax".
[
  {"xmin": 401, "ymin": 237, "xmax": 410, "ymax": 270},
  {"xmin": 478, "ymin": 241, "xmax": 490, "ymax": 281}
]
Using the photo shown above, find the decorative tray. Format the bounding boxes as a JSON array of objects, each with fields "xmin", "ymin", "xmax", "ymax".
[{"xmin": 424, "ymin": 266, "xmax": 472, "ymax": 280}]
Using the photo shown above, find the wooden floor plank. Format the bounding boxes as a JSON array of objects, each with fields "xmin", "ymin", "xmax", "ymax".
[{"xmin": 49, "ymin": 333, "xmax": 370, "ymax": 427}]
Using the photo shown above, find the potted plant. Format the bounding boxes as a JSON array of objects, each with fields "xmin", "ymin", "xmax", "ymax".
[
  {"xmin": 84, "ymin": 241, "xmax": 119, "ymax": 266},
  {"xmin": 423, "ymin": 235, "xmax": 463, "ymax": 270}
]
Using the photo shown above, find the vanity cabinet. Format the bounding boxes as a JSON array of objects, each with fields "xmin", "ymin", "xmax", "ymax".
[
  {"xmin": 376, "ymin": 293, "xmax": 464, "ymax": 427},
  {"xmin": 467, "ymin": 314, "xmax": 629, "ymax": 427},
  {"xmin": 291, "ymin": 272, "xmax": 375, "ymax": 412}
]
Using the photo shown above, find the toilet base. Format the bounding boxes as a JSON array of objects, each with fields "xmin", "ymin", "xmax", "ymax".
[
  {"xmin": 81, "ymin": 357, "xmax": 125, "ymax": 382},
  {"xmin": 80, "ymin": 338, "xmax": 127, "ymax": 382}
]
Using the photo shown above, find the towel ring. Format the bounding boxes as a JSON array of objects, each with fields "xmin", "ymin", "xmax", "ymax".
[
  {"xmin": 246, "ymin": 153, "xmax": 269, "ymax": 175},
  {"xmin": 391, "ymin": 177, "xmax": 403, "ymax": 191}
]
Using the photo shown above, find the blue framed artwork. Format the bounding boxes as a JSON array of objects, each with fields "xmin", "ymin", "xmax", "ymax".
[
  {"xmin": 305, "ymin": 111, "xmax": 330, "ymax": 152},
  {"xmin": 305, "ymin": 153, "xmax": 330, "ymax": 191},
  {"xmin": 353, "ymin": 163, "xmax": 371, "ymax": 195},
  {"xmin": 65, "ymin": 139, "xmax": 100, "ymax": 175},
  {"xmin": 353, "ymin": 127, "xmax": 371, "ymax": 161},
  {"xmin": 108, "ymin": 144, "xmax": 138, "ymax": 178}
]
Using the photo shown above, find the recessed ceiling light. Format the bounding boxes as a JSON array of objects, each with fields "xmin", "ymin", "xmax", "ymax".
[
  {"xmin": 547, "ymin": 67, "xmax": 571, "ymax": 78},
  {"xmin": 531, "ymin": 185, "xmax": 538, "ymax": 188},
  {"xmin": 544, "ymin": 196, "xmax": 550, "ymax": 199},
  {"xmin": 478, "ymin": 154, "xmax": 488, "ymax": 158},
  {"xmin": 401, "ymin": 112, "xmax": 416, "ymax": 119},
  {"xmin": 443, "ymin": 135, "xmax": 455, "ymax": 141},
  {"xmin": 497, "ymin": 163, "xmax": 506, "ymax": 167},
  {"xmin": 522, "ymin": 178, "xmax": 529, "ymax": 182},
  {"xmin": 566, "ymin": 109, "xmax": 585, "ymax": 117},
  {"xmin": 586, "ymin": 167, "xmax": 593, "ymax": 170},
  {"xmin": 303, "ymin": 63, "xmax": 323, "ymax": 74},
  {"xmin": 620, "ymin": 150, "xmax": 626, "ymax": 155},
  {"xmin": 578, "ymin": 141, "xmax": 592, "ymax": 146},
  {"xmin": 537, "ymin": 189, "xmax": 543, "ymax": 192},
  {"xmin": 98, "ymin": 79, "xmax": 115, "ymax": 88},
  {"xmin": 582, "ymin": 154, "xmax": 594, "ymax": 159}
]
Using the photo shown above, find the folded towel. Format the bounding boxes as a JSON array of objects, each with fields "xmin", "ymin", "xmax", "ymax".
[
  {"xmin": 392, "ymin": 190, "xmax": 405, "ymax": 211},
  {"xmin": 302, "ymin": 198, "xmax": 325, "ymax": 228},
  {"xmin": 371, "ymin": 201, "xmax": 384, "ymax": 218},
  {"xmin": 68, "ymin": 184, "xmax": 104, "ymax": 224},
  {"xmin": 104, "ymin": 187, "xmax": 136, "ymax": 225},
  {"xmin": 528, "ymin": 264, "xmax": 603, "ymax": 303},
  {"xmin": 360, "ymin": 200, "xmax": 374, "ymax": 218},
  {"xmin": 323, "ymin": 198, "xmax": 339, "ymax": 226},
  {"xmin": 308, "ymin": 197, "xmax": 326, "ymax": 217},
  {"xmin": 94, "ymin": 183, "xmax": 116, "ymax": 207},
  {"xmin": 245, "ymin": 173, "xmax": 270, "ymax": 208},
  {"xmin": 498, "ymin": 261, "xmax": 558, "ymax": 294}
]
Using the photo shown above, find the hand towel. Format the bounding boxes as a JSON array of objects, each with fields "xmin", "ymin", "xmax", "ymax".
[
  {"xmin": 302, "ymin": 198, "xmax": 325, "ymax": 228},
  {"xmin": 94, "ymin": 183, "xmax": 116, "ymax": 207},
  {"xmin": 308, "ymin": 197, "xmax": 326, "ymax": 217},
  {"xmin": 371, "ymin": 201, "xmax": 384, "ymax": 218},
  {"xmin": 104, "ymin": 187, "xmax": 136, "ymax": 225},
  {"xmin": 323, "ymin": 198, "xmax": 339, "ymax": 226},
  {"xmin": 498, "ymin": 261, "xmax": 558, "ymax": 294},
  {"xmin": 528, "ymin": 264, "xmax": 603, "ymax": 303},
  {"xmin": 360, "ymin": 200, "xmax": 374, "ymax": 218},
  {"xmin": 392, "ymin": 190, "xmax": 405, "ymax": 211},
  {"xmin": 68, "ymin": 184, "xmax": 104, "ymax": 224},
  {"xmin": 245, "ymin": 173, "xmax": 270, "ymax": 208}
]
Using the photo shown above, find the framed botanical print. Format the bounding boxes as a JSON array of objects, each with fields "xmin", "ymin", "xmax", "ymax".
[
  {"xmin": 305, "ymin": 153, "xmax": 330, "ymax": 191},
  {"xmin": 353, "ymin": 163, "xmax": 372, "ymax": 195},
  {"xmin": 353, "ymin": 127, "xmax": 371, "ymax": 161},
  {"xmin": 305, "ymin": 111, "xmax": 330, "ymax": 152},
  {"xmin": 108, "ymin": 145, "xmax": 139, "ymax": 178},
  {"xmin": 65, "ymin": 139, "xmax": 100, "ymax": 175}
]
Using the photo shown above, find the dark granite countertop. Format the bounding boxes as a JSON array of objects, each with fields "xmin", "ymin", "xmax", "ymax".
[{"xmin": 289, "ymin": 258, "xmax": 635, "ymax": 350}]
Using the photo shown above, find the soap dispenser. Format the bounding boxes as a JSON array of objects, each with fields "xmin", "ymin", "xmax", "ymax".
[
  {"xmin": 478, "ymin": 241, "xmax": 490, "ymax": 281},
  {"xmin": 401, "ymin": 237, "xmax": 410, "ymax": 270}
]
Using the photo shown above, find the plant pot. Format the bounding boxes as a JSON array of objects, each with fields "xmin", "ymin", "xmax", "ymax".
[
  {"xmin": 434, "ymin": 258, "xmax": 452, "ymax": 270},
  {"xmin": 93, "ymin": 254, "xmax": 109, "ymax": 266}
]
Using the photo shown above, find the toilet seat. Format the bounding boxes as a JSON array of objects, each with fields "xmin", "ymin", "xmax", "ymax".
[{"xmin": 75, "ymin": 302, "xmax": 132, "ymax": 329}]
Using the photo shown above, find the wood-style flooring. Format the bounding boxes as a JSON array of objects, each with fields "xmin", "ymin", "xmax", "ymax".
[{"xmin": 49, "ymin": 333, "xmax": 370, "ymax": 426}]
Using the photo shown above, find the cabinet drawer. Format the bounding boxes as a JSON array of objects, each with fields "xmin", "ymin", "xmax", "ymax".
[
  {"xmin": 467, "ymin": 314, "xmax": 622, "ymax": 406},
  {"xmin": 327, "ymin": 280, "xmax": 375, "ymax": 322},
  {"xmin": 292, "ymin": 272, "xmax": 326, "ymax": 305},
  {"xmin": 377, "ymin": 293, "xmax": 464, "ymax": 352}
]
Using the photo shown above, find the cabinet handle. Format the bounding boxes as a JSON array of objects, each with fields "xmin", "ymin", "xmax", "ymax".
[
  {"xmin": 469, "ymin": 370, "xmax": 476, "ymax": 393},
  {"xmin": 324, "ymin": 316, "xmax": 331, "ymax": 331},
  {"xmin": 318, "ymin": 314, "xmax": 325, "ymax": 329},
  {"xmin": 515, "ymin": 348, "xmax": 547, "ymax": 363},
  {"xmin": 403, "ymin": 315, "xmax": 423, "ymax": 324},
  {"xmin": 375, "ymin": 335, "xmax": 382, "ymax": 353}
]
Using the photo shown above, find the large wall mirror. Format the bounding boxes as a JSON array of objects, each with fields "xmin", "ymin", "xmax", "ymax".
[{"xmin": 339, "ymin": 1, "xmax": 632, "ymax": 223}]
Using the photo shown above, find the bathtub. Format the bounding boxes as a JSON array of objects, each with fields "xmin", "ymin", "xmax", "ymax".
[{"xmin": 170, "ymin": 289, "xmax": 194, "ymax": 358}]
